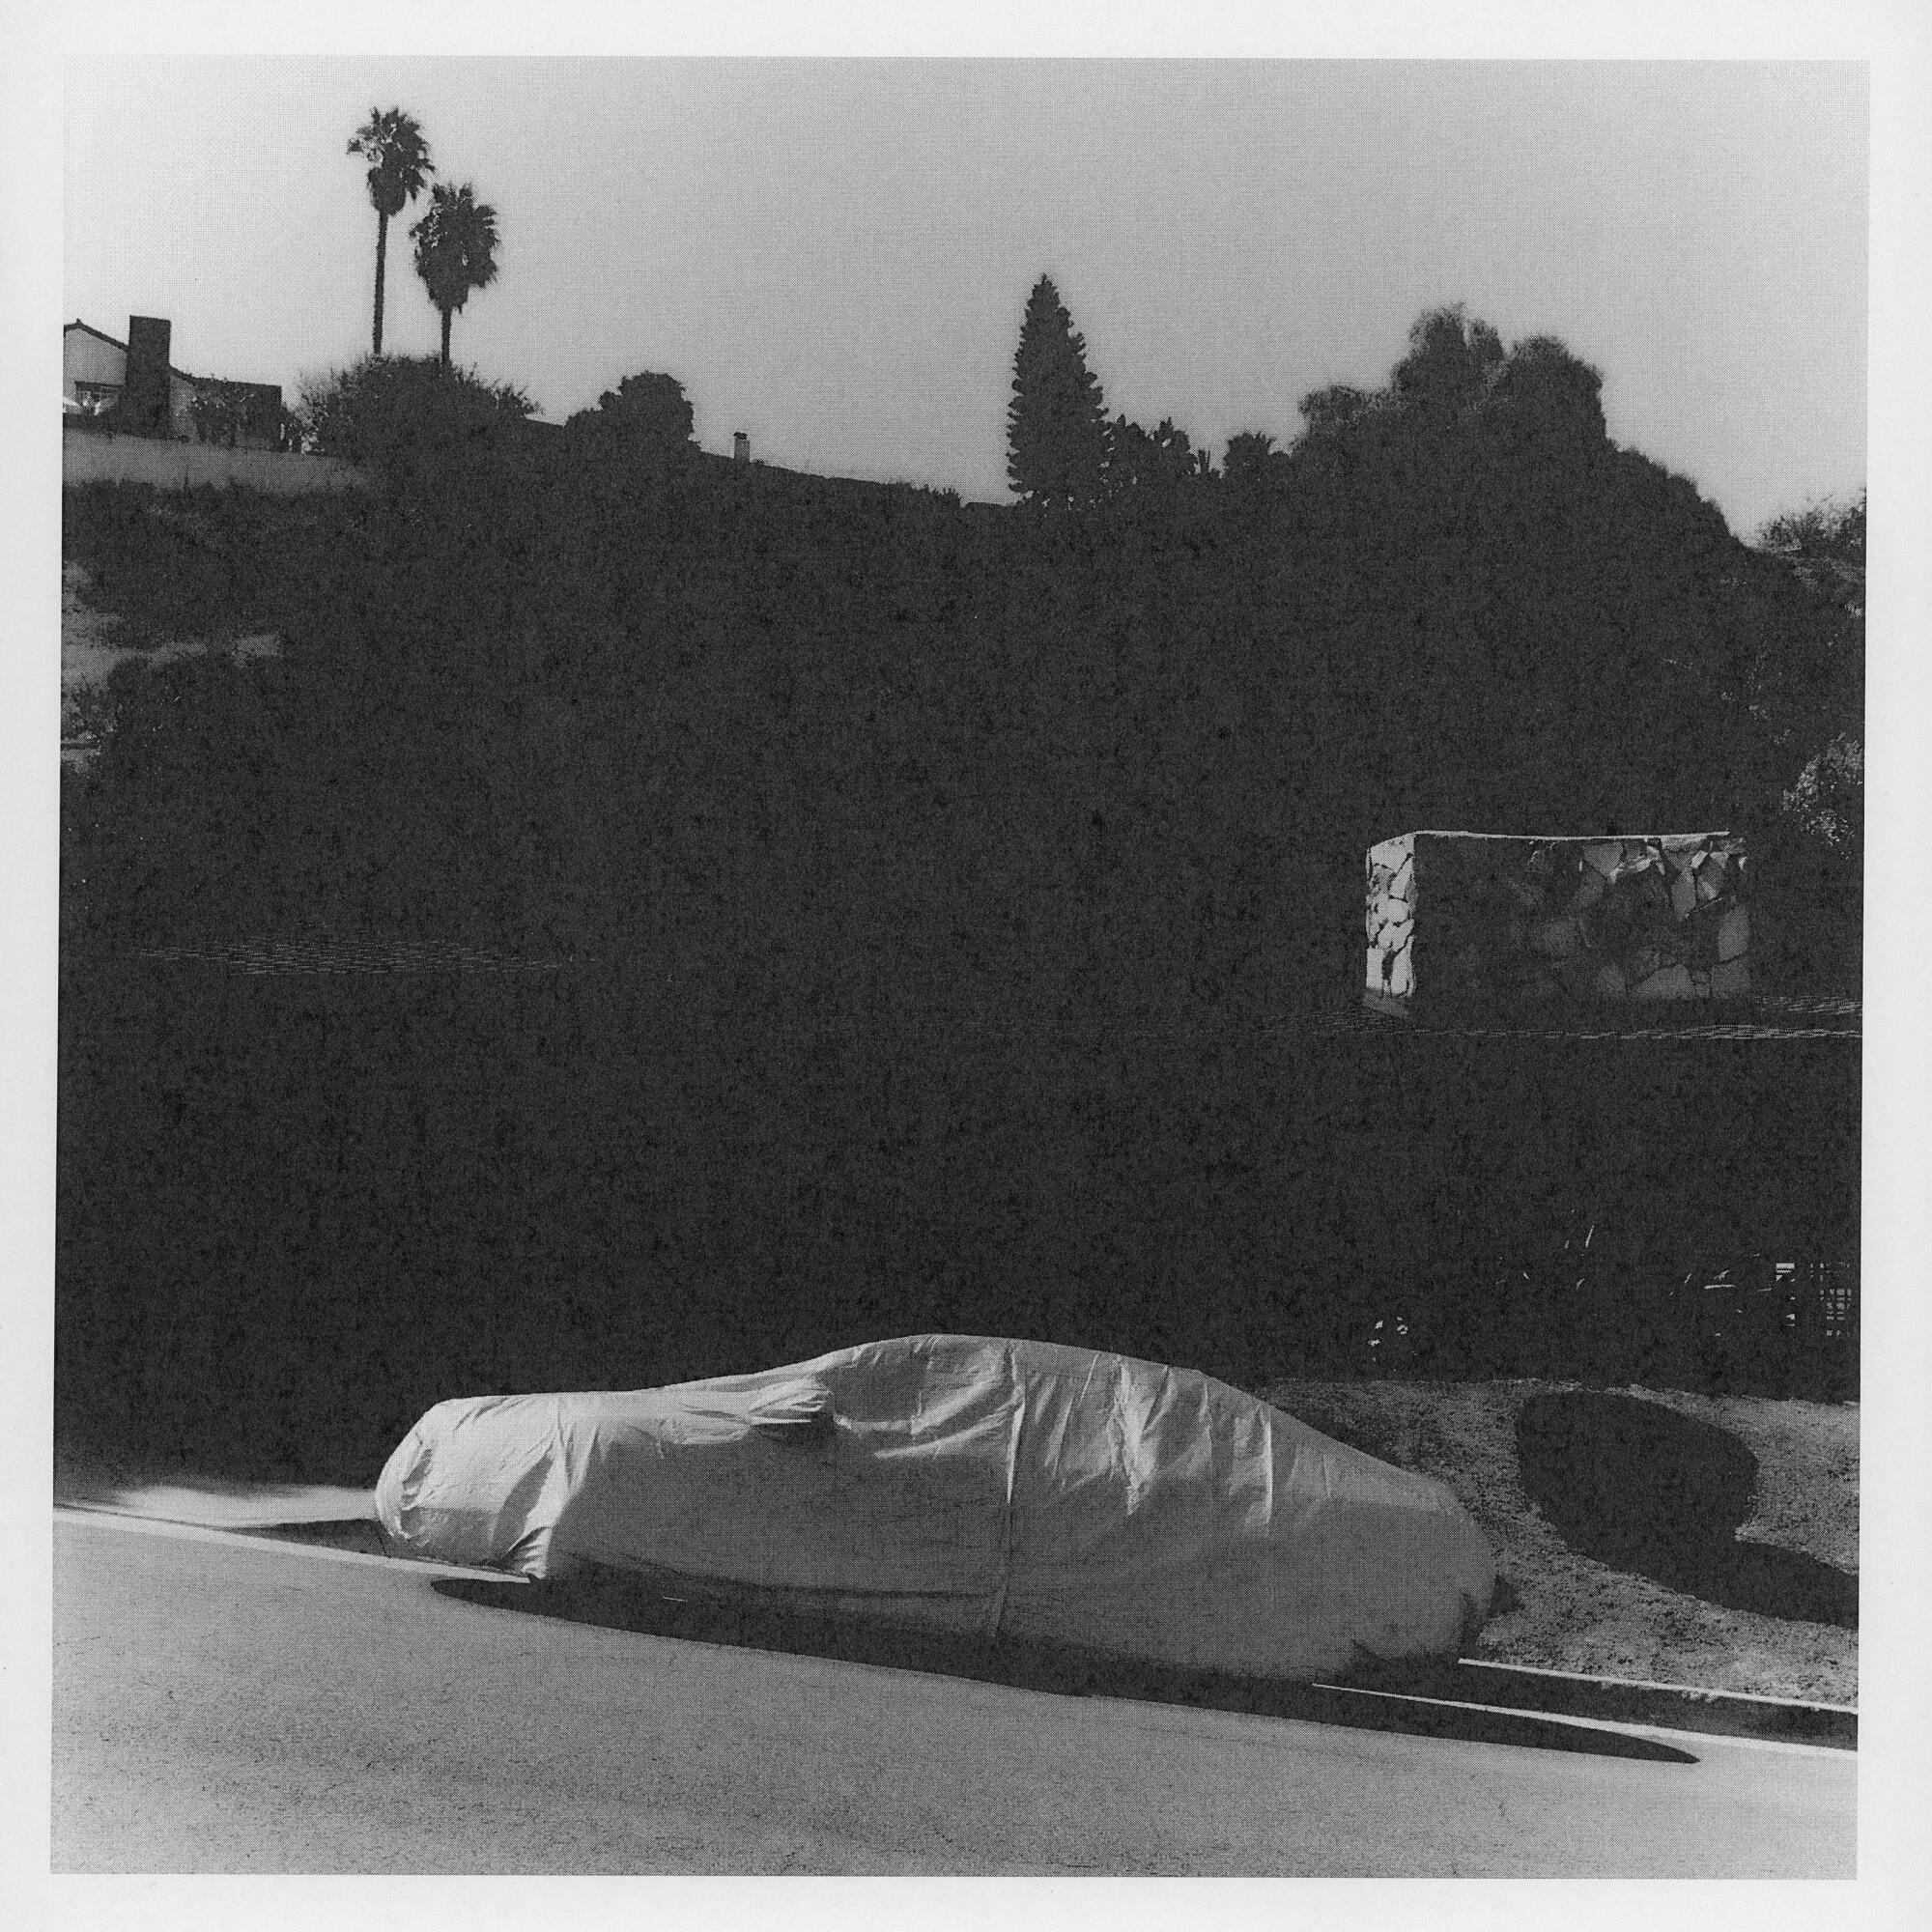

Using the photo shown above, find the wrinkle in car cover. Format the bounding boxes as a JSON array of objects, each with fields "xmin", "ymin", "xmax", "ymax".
[{"xmin": 376, "ymin": 1333, "xmax": 1495, "ymax": 1679}]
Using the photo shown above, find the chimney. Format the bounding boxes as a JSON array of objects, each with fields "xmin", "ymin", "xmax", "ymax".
[
  {"xmin": 733, "ymin": 431, "xmax": 750, "ymax": 467},
  {"xmin": 123, "ymin": 315, "xmax": 173, "ymax": 438}
]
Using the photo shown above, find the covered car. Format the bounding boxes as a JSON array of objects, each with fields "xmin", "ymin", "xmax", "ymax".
[{"xmin": 375, "ymin": 1333, "xmax": 1494, "ymax": 1680}]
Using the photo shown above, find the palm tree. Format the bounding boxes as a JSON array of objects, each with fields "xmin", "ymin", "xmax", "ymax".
[
  {"xmin": 347, "ymin": 108, "xmax": 435, "ymax": 358},
  {"xmin": 411, "ymin": 183, "xmax": 501, "ymax": 371}
]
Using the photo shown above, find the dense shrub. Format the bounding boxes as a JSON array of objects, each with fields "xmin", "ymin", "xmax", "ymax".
[
  {"xmin": 298, "ymin": 355, "xmax": 536, "ymax": 480},
  {"xmin": 61, "ymin": 482, "xmax": 371, "ymax": 643}
]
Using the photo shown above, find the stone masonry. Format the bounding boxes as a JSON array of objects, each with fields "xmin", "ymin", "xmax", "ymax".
[{"xmin": 1366, "ymin": 831, "xmax": 1750, "ymax": 1016}]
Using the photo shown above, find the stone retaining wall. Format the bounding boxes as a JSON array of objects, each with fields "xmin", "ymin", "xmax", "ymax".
[{"xmin": 1367, "ymin": 831, "xmax": 1750, "ymax": 1016}]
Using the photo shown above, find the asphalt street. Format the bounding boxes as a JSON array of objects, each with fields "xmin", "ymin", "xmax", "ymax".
[{"xmin": 52, "ymin": 1508, "xmax": 1856, "ymax": 1876}]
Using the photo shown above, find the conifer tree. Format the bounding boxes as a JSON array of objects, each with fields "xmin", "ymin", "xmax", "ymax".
[{"xmin": 1007, "ymin": 275, "xmax": 1108, "ymax": 506}]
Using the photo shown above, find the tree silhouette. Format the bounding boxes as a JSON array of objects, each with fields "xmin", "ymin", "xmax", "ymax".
[
  {"xmin": 1486, "ymin": 335, "xmax": 1608, "ymax": 448},
  {"xmin": 1102, "ymin": 414, "xmax": 1211, "ymax": 501},
  {"xmin": 1295, "ymin": 384, "xmax": 1375, "ymax": 441},
  {"xmin": 1007, "ymin": 276, "xmax": 1108, "ymax": 507},
  {"xmin": 347, "ymin": 108, "xmax": 435, "ymax": 359},
  {"xmin": 297, "ymin": 355, "xmax": 534, "ymax": 474},
  {"xmin": 1390, "ymin": 304, "xmax": 1505, "ymax": 415},
  {"xmin": 1223, "ymin": 430, "xmax": 1278, "ymax": 485},
  {"xmin": 567, "ymin": 371, "xmax": 696, "ymax": 449},
  {"xmin": 411, "ymin": 183, "xmax": 501, "ymax": 370},
  {"xmin": 1272, "ymin": 303, "xmax": 1777, "ymax": 838}
]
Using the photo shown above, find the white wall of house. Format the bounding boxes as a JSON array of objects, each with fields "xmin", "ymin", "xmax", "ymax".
[
  {"xmin": 63, "ymin": 329, "xmax": 125, "ymax": 410},
  {"xmin": 63, "ymin": 427, "xmax": 368, "ymax": 495}
]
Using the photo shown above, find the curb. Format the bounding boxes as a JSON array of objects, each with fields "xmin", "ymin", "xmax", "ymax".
[{"xmin": 1446, "ymin": 1658, "xmax": 1856, "ymax": 1748}]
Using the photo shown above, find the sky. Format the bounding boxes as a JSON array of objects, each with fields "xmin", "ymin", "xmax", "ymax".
[{"xmin": 63, "ymin": 57, "xmax": 1867, "ymax": 539}]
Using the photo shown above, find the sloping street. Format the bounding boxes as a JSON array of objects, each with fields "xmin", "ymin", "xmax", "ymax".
[{"xmin": 53, "ymin": 1510, "xmax": 1854, "ymax": 1877}]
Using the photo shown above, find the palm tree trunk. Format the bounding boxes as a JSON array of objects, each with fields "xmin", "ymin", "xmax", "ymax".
[
  {"xmin": 373, "ymin": 210, "xmax": 388, "ymax": 358},
  {"xmin": 439, "ymin": 307, "xmax": 452, "ymax": 370}
]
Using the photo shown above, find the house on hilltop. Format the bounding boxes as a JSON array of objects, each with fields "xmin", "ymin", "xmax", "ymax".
[{"xmin": 64, "ymin": 315, "xmax": 283, "ymax": 449}]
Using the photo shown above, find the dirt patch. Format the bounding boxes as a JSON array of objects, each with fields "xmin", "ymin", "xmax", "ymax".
[
  {"xmin": 62, "ymin": 560, "xmax": 280, "ymax": 751},
  {"xmin": 1262, "ymin": 1376, "xmax": 1857, "ymax": 1705},
  {"xmin": 63, "ymin": 559, "xmax": 280, "ymax": 684}
]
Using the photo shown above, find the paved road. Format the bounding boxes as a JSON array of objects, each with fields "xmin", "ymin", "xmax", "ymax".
[{"xmin": 52, "ymin": 1509, "xmax": 1855, "ymax": 1876}]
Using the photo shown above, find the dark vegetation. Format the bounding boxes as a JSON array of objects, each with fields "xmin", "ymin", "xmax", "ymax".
[
  {"xmin": 1007, "ymin": 274, "xmax": 1109, "ymax": 504},
  {"xmin": 410, "ymin": 181, "xmax": 501, "ymax": 370},
  {"xmin": 296, "ymin": 355, "xmax": 535, "ymax": 476},
  {"xmin": 565, "ymin": 370, "xmax": 696, "ymax": 450},
  {"xmin": 58, "ymin": 300, "xmax": 1861, "ymax": 1480}
]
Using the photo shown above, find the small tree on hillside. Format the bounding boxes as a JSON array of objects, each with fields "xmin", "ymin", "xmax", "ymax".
[
  {"xmin": 1223, "ymin": 430, "xmax": 1277, "ymax": 484},
  {"xmin": 1391, "ymin": 304, "xmax": 1505, "ymax": 415},
  {"xmin": 1485, "ymin": 335, "xmax": 1608, "ymax": 447},
  {"xmin": 1007, "ymin": 275, "xmax": 1108, "ymax": 507},
  {"xmin": 1102, "ymin": 413, "xmax": 1212, "ymax": 500},
  {"xmin": 567, "ymin": 371, "xmax": 696, "ymax": 450},
  {"xmin": 1295, "ymin": 384, "xmax": 1376, "ymax": 442}
]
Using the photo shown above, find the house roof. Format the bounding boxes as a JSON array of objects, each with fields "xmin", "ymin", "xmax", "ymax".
[
  {"xmin": 65, "ymin": 318, "xmax": 128, "ymax": 351},
  {"xmin": 65, "ymin": 318, "xmax": 196, "ymax": 384}
]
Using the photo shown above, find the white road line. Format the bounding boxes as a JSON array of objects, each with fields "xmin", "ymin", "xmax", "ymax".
[
  {"xmin": 1322, "ymin": 1681, "xmax": 1854, "ymax": 1760},
  {"xmin": 1459, "ymin": 1656, "xmax": 1859, "ymax": 1717}
]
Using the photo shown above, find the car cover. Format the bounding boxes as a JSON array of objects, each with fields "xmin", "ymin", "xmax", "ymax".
[{"xmin": 375, "ymin": 1333, "xmax": 1495, "ymax": 1679}]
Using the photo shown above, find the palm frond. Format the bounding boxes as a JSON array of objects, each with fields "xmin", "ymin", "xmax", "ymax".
[
  {"xmin": 411, "ymin": 182, "xmax": 503, "ymax": 321},
  {"xmin": 348, "ymin": 106, "xmax": 436, "ymax": 199}
]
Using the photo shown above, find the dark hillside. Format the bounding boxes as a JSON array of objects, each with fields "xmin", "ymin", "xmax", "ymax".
[
  {"xmin": 65, "ymin": 412, "xmax": 1841, "ymax": 1004},
  {"xmin": 58, "ymin": 401, "xmax": 1858, "ymax": 1477}
]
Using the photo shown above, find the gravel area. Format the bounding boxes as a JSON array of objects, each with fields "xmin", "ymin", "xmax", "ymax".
[{"xmin": 1263, "ymin": 1375, "xmax": 1858, "ymax": 1704}]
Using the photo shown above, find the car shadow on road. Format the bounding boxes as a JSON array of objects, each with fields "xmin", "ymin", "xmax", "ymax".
[
  {"xmin": 1515, "ymin": 1391, "xmax": 1858, "ymax": 1630},
  {"xmin": 432, "ymin": 1568, "xmax": 1695, "ymax": 1764}
]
